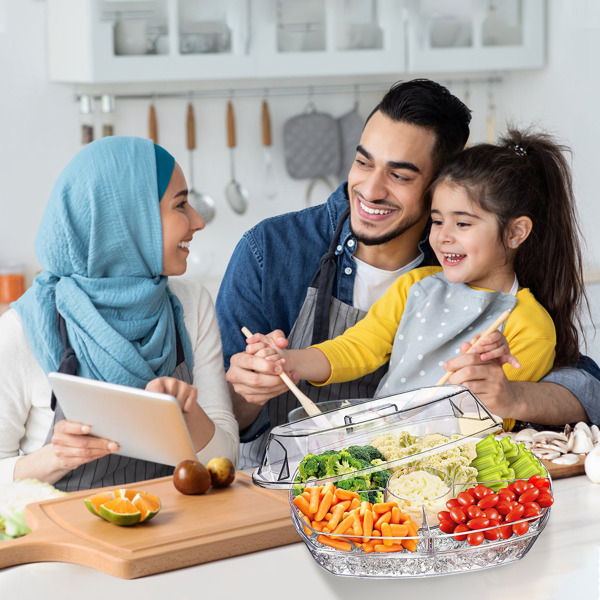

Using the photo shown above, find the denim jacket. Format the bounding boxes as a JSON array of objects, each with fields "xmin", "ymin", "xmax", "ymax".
[{"xmin": 216, "ymin": 184, "xmax": 600, "ymax": 427}]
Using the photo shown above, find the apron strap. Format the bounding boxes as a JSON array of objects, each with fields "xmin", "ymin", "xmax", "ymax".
[
  {"xmin": 50, "ymin": 312, "xmax": 79, "ymax": 411},
  {"xmin": 310, "ymin": 207, "xmax": 350, "ymax": 345}
]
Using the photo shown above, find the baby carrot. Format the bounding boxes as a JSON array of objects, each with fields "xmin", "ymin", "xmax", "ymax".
[
  {"xmin": 337, "ymin": 500, "xmax": 352, "ymax": 511},
  {"xmin": 374, "ymin": 543, "xmax": 404, "ymax": 553},
  {"xmin": 352, "ymin": 511, "xmax": 363, "ymax": 536},
  {"xmin": 314, "ymin": 490, "xmax": 333, "ymax": 522},
  {"xmin": 361, "ymin": 540, "xmax": 376, "ymax": 554},
  {"xmin": 301, "ymin": 515, "xmax": 312, "ymax": 536},
  {"xmin": 391, "ymin": 506, "xmax": 401, "ymax": 524},
  {"xmin": 293, "ymin": 495, "xmax": 314, "ymax": 519},
  {"xmin": 308, "ymin": 486, "xmax": 320, "ymax": 514},
  {"xmin": 391, "ymin": 523, "xmax": 408, "ymax": 538},
  {"xmin": 359, "ymin": 501, "xmax": 372, "ymax": 516},
  {"xmin": 311, "ymin": 521, "xmax": 324, "ymax": 532},
  {"xmin": 380, "ymin": 522, "xmax": 393, "ymax": 546},
  {"xmin": 320, "ymin": 482, "xmax": 335, "ymax": 497},
  {"xmin": 373, "ymin": 502, "xmax": 398, "ymax": 514},
  {"xmin": 332, "ymin": 513, "xmax": 355, "ymax": 536},
  {"xmin": 402, "ymin": 539, "xmax": 418, "ymax": 552},
  {"xmin": 374, "ymin": 511, "xmax": 392, "ymax": 530},
  {"xmin": 317, "ymin": 535, "xmax": 352, "ymax": 552},
  {"xmin": 362, "ymin": 509, "xmax": 373, "ymax": 542},
  {"xmin": 327, "ymin": 503, "xmax": 346, "ymax": 530},
  {"xmin": 301, "ymin": 491, "xmax": 311, "ymax": 501},
  {"xmin": 335, "ymin": 489, "xmax": 360, "ymax": 501},
  {"xmin": 405, "ymin": 520, "xmax": 419, "ymax": 537},
  {"xmin": 349, "ymin": 497, "xmax": 361, "ymax": 511}
]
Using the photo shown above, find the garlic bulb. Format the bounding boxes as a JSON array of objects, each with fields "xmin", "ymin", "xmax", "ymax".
[{"xmin": 584, "ymin": 444, "xmax": 600, "ymax": 484}]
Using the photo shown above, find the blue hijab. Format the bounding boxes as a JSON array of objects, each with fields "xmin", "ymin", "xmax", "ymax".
[{"xmin": 13, "ymin": 136, "xmax": 194, "ymax": 388}]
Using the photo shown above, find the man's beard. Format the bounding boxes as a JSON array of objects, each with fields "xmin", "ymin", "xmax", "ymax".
[{"xmin": 349, "ymin": 209, "xmax": 427, "ymax": 246}]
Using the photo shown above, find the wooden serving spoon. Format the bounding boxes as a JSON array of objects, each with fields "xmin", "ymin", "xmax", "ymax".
[{"xmin": 241, "ymin": 327, "xmax": 322, "ymax": 417}]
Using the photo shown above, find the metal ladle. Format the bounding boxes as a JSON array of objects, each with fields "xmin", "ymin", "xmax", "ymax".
[
  {"xmin": 186, "ymin": 102, "xmax": 215, "ymax": 223},
  {"xmin": 225, "ymin": 100, "xmax": 248, "ymax": 214}
]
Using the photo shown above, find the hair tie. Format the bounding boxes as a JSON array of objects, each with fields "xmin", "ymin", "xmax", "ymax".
[{"xmin": 514, "ymin": 144, "xmax": 527, "ymax": 156}]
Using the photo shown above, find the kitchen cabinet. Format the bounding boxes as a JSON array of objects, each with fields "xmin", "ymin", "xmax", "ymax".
[
  {"xmin": 46, "ymin": 0, "xmax": 545, "ymax": 84},
  {"xmin": 405, "ymin": 0, "xmax": 545, "ymax": 73}
]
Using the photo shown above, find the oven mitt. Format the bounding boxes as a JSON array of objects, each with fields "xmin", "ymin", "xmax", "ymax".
[
  {"xmin": 283, "ymin": 109, "xmax": 342, "ymax": 179},
  {"xmin": 337, "ymin": 105, "xmax": 363, "ymax": 181}
]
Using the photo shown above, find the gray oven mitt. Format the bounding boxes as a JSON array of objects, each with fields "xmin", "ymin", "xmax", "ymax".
[
  {"xmin": 283, "ymin": 108, "xmax": 342, "ymax": 179},
  {"xmin": 337, "ymin": 105, "xmax": 363, "ymax": 181}
]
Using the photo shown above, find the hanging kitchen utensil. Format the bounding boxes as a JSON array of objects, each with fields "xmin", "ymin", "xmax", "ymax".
[
  {"xmin": 79, "ymin": 94, "xmax": 94, "ymax": 145},
  {"xmin": 486, "ymin": 85, "xmax": 496, "ymax": 144},
  {"xmin": 225, "ymin": 100, "xmax": 249, "ymax": 215},
  {"xmin": 283, "ymin": 101, "xmax": 341, "ymax": 180},
  {"xmin": 186, "ymin": 102, "xmax": 215, "ymax": 223},
  {"xmin": 336, "ymin": 100, "xmax": 363, "ymax": 181},
  {"xmin": 261, "ymin": 99, "xmax": 278, "ymax": 200},
  {"xmin": 148, "ymin": 100, "xmax": 158, "ymax": 144}
]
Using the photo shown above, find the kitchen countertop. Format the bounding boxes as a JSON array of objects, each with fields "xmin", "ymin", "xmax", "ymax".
[{"xmin": 0, "ymin": 475, "xmax": 598, "ymax": 600}]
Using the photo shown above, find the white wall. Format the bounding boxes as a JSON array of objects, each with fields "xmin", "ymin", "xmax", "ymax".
[{"xmin": 1, "ymin": 0, "xmax": 600, "ymax": 295}]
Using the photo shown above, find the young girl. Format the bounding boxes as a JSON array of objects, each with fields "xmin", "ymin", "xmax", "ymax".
[
  {"xmin": 0, "ymin": 137, "xmax": 239, "ymax": 490},
  {"xmin": 246, "ymin": 128, "xmax": 586, "ymax": 424}
]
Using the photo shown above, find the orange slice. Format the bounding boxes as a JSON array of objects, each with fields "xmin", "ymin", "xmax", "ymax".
[
  {"xmin": 99, "ymin": 497, "xmax": 142, "ymax": 526},
  {"xmin": 132, "ymin": 492, "xmax": 161, "ymax": 522},
  {"xmin": 84, "ymin": 490, "xmax": 116, "ymax": 517}
]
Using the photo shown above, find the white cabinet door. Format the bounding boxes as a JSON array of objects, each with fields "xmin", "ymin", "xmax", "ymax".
[
  {"xmin": 47, "ymin": 0, "xmax": 255, "ymax": 83},
  {"xmin": 252, "ymin": 0, "xmax": 407, "ymax": 78},
  {"xmin": 405, "ymin": 0, "xmax": 545, "ymax": 73}
]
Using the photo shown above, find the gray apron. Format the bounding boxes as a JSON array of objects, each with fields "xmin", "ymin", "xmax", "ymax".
[
  {"xmin": 238, "ymin": 209, "xmax": 388, "ymax": 469},
  {"xmin": 45, "ymin": 313, "xmax": 193, "ymax": 492},
  {"xmin": 376, "ymin": 273, "xmax": 518, "ymax": 395}
]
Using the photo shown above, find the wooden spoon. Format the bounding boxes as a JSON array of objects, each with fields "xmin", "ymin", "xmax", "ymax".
[
  {"xmin": 436, "ymin": 310, "xmax": 511, "ymax": 386},
  {"xmin": 241, "ymin": 327, "xmax": 322, "ymax": 417},
  {"xmin": 148, "ymin": 103, "xmax": 158, "ymax": 144}
]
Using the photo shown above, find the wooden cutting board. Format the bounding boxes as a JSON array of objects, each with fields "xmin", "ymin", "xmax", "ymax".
[
  {"xmin": 0, "ymin": 473, "xmax": 300, "ymax": 579},
  {"xmin": 541, "ymin": 454, "xmax": 587, "ymax": 479}
]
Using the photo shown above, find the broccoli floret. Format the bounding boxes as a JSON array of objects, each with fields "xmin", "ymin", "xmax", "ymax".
[
  {"xmin": 345, "ymin": 444, "xmax": 387, "ymax": 463},
  {"xmin": 369, "ymin": 490, "xmax": 385, "ymax": 504},
  {"xmin": 325, "ymin": 451, "xmax": 362, "ymax": 477},
  {"xmin": 297, "ymin": 453, "xmax": 320, "ymax": 482},
  {"xmin": 336, "ymin": 477, "xmax": 368, "ymax": 493},
  {"xmin": 315, "ymin": 450, "xmax": 337, "ymax": 477},
  {"xmin": 370, "ymin": 466, "xmax": 392, "ymax": 489}
]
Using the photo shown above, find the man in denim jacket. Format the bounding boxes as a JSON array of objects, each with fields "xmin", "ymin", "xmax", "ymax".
[{"xmin": 216, "ymin": 79, "xmax": 600, "ymax": 467}]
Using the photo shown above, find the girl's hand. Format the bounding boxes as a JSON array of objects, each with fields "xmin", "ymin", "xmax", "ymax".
[
  {"xmin": 146, "ymin": 377, "xmax": 198, "ymax": 413},
  {"xmin": 243, "ymin": 330, "xmax": 290, "ymax": 365},
  {"xmin": 469, "ymin": 329, "xmax": 521, "ymax": 370},
  {"xmin": 50, "ymin": 419, "xmax": 119, "ymax": 470}
]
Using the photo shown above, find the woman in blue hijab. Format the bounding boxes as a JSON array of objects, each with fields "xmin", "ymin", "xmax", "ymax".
[{"xmin": 0, "ymin": 137, "xmax": 239, "ymax": 490}]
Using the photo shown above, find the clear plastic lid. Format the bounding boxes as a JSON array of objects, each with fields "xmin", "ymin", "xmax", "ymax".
[{"xmin": 252, "ymin": 385, "xmax": 502, "ymax": 489}]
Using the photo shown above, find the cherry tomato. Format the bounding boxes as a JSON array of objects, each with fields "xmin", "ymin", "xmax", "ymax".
[
  {"xmin": 512, "ymin": 521, "xmax": 530, "ymax": 536},
  {"xmin": 537, "ymin": 493, "xmax": 554, "ymax": 508},
  {"xmin": 453, "ymin": 524, "xmax": 470, "ymax": 541},
  {"xmin": 457, "ymin": 491, "xmax": 475, "ymax": 507},
  {"xmin": 484, "ymin": 527, "xmax": 500, "ymax": 541},
  {"xmin": 467, "ymin": 517, "xmax": 490, "ymax": 530},
  {"xmin": 498, "ymin": 524, "xmax": 513, "ymax": 539},
  {"xmin": 437, "ymin": 510, "xmax": 452, "ymax": 523},
  {"xmin": 477, "ymin": 493, "xmax": 499, "ymax": 509},
  {"xmin": 498, "ymin": 488, "xmax": 516, "ymax": 502},
  {"xmin": 523, "ymin": 508, "xmax": 542, "ymax": 519},
  {"xmin": 439, "ymin": 520, "xmax": 456, "ymax": 534},
  {"xmin": 518, "ymin": 487, "xmax": 540, "ymax": 503},
  {"xmin": 467, "ymin": 531, "xmax": 485, "ymax": 546},
  {"xmin": 512, "ymin": 480, "xmax": 532, "ymax": 495},
  {"xmin": 472, "ymin": 484, "xmax": 493, "ymax": 500},
  {"xmin": 446, "ymin": 498, "xmax": 461, "ymax": 510},
  {"xmin": 528, "ymin": 474, "xmax": 542, "ymax": 484},
  {"xmin": 496, "ymin": 500, "xmax": 513, "ymax": 515},
  {"xmin": 484, "ymin": 508, "xmax": 500, "ymax": 522},
  {"xmin": 505, "ymin": 503, "xmax": 525, "ymax": 522},
  {"xmin": 449, "ymin": 507, "xmax": 467, "ymax": 524},
  {"xmin": 466, "ymin": 505, "xmax": 483, "ymax": 519},
  {"xmin": 533, "ymin": 477, "xmax": 551, "ymax": 489},
  {"xmin": 522, "ymin": 502, "xmax": 541, "ymax": 518}
]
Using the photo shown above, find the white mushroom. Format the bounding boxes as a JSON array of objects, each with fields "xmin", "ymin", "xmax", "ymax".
[
  {"xmin": 535, "ymin": 440, "xmax": 569, "ymax": 453},
  {"xmin": 532, "ymin": 431, "xmax": 568, "ymax": 444},
  {"xmin": 571, "ymin": 429, "xmax": 594, "ymax": 454},
  {"xmin": 531, "ymin": 448, "xmax": 562, "ymax": 460},
  {"xmin": 551, "ymin": 454, "xmax": 581, "ymax": 466},
  {"xmin": 514, "ymin": 428, "xmax": 537, "ymax": 443},
  {"xmin": 590, "ymin": 424, "xmax": 600, "ymax": 444},
  {"xmin": 574, "ymin": 422, "xmax": 594, "ymax": 440}
]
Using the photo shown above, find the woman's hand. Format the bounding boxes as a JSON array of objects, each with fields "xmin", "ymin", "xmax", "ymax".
[{"xmin": 146, "ymin": 377, "xmax": 198, "ymax": 413}]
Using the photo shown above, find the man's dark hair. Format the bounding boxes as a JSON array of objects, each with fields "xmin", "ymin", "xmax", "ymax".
[{"xmin": 366, "ymin": 79, "xmax": 472, "ymax": 171}]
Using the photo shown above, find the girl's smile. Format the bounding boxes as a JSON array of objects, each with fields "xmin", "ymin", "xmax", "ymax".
[{"xmin": 430, "ymin": 181, "xmax": 516, "ymax": 293}]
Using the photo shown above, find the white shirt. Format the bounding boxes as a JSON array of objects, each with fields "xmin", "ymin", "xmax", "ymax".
[
  {"xmin": 352, "ymin": 252, "xmax": 424, "ymax": 312},
  {"xmin": 0, "ymin": 277, "xmax": 239, "ymax": 483}
]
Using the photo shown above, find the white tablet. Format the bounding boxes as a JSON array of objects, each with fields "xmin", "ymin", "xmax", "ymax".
[{"xmin": 48, "ymin": 372, "xmax": 197, "ymax": 467}]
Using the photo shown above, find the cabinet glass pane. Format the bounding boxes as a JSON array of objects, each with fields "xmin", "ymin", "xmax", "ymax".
[
  {"xmin": 482, "ymin": 0, "xmax": 523, "ymax": 47},
  {"xmin": 276, "ymin": 0, "xmax": 326, "ymax": 52},
  {"xmin": 178, "ymin": 0, "xmax": 231, "ymax": 54},
  {"xmin": 101, "ymin": 0, "xmax": 169, "ymax": 56},
  {"xmin": 417, "ymin": 0, "xmax": 474, "ymax": 49},
  {"xmin": 334, "ymin": 0, "xmax": 383, "ymax": 51}
]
